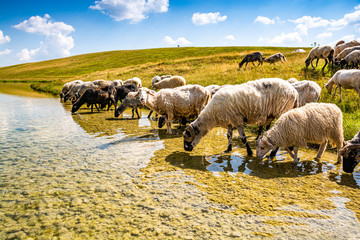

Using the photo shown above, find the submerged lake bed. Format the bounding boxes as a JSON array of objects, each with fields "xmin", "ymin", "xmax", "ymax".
[{"xmin": 1, "ymin": 88, "xmax": 360, "ymax": 239}]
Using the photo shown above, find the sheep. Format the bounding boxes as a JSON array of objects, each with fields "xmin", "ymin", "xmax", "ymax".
[
  {"xmin": 74, "ymin": 82, "xmax": 96, "ymax": 101},
  {"xmin": 111, "ymin": 79, "xmax": 123, "ymax": 87},
  {"xmin": 339, "ymin": 50, "xmax": 360, "ymax": 69},
  {"xmin": 114, "ymin": 83, "xmax": 138, "ymax": 107},
  {"xmin": 60, "ymin": 80, "xmax": 83, "ymax": 100},
  {"xmin": 334, "ymin": 46, "xmax": 360, "ymax": 64},
  {"xmin": 204, "ymin": 84, "xmax": 232, "ymax": 97},
  {"xmin": 152, "ymin": 76, "xmax": 186, "ymax": 90},
  {"xmin": 137, "ymin": 84, "xmax": 212, "ymax": 134},
  {"xmin": 72, "ymin": 87, "xmax": 115, "ymax": 113},
  {"xmin": 92, "ymin": 79, "xmax": 109, "ymax": 86},
  {"xmin": 256, "ymin": 103, "xmax": 343, "ymax": 164},
  {"xmin": 334, "ymin": 40, "xmax": 360, "ymax": 60},
  {"xmin": 287, "ymin": 78, "xmax": 299, "ymax": 84},
  {"xmin": 264, "ymin": 53, "xmax": 287, "ymax": 64},
  {"xmin": 64, "ymin": 81, "xmax": 92, "ymax": 103},
  {"xmin": 238, "ymin": 52, "xmax": 264, "ymax": 69},
  {"xmin": 335, "ymin": 40, "xmax": 345, "ymax": 47},
  {"xmin": 305, "ymin": 45, "xmax": 334, "ymax": 70},
  {"xmin": 325, "ymin": 69, "xmax": 360, "ymax": 102},
  {"xmin": 339, "ymin": 130, "xmax": 360, "ymax": 173},
  {"xmin": 290, "ymin": 80, "xmax": 321, "ymax": 107},
  {"xmin": 151, "ymin": 75, "xmax": 172, "ymax": 86},
  {"xmin": 114, "ymin": 92, "xmax": 142, "ymax": 118},
  {"xmin": 183, "ymin": 78, "xmax": 298, "ymax": 156},
  {"xmin": 124, "ymin": 77, "xmax": 142, "ymax": 88}
]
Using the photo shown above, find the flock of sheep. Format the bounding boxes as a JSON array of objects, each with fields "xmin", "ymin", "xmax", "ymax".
[{"xmin": 60, "ymin": 40, "xmax": 360, "ymax": 174}]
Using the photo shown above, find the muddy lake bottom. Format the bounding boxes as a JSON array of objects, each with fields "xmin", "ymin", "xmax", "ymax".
[{"xmin": 1, "ymin": 87, "xmax": 360, "ymax": 239}]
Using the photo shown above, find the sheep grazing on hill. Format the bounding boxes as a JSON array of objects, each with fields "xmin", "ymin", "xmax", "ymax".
[
  {"xmin": 72, "ymin": 88, "xmax": 115, "ymax": 113},
  {"xmin": 114, "ymin": 92, "xmax": 142, "ymax": 118},
  {"xmin": 290, "ymin": 80, "xmax": 321, "ymax": 107},
  {"xmin": 152, "ymin": 76, "xmax": 186, "ymax": 90},
  {"xmin": 137, "ymin": 85, "xmax": 211, "ymax": 134},
  {"xmin": 238, "ymin": 52, "xmax": 264, "ymax": 69},
  {"xmin": 183, "ymin": 78, "xmax": 298, "ymax": 156},
  {"xmin": 339, "ymin": 50, "xmax": 360, "ymax": 69},
  {"xmin": 334, "ymin": 46, "xmax": 360, "ymax": 64},
  {"xmin": 325, "ymin": 69, "xmax": 360, "ymax": 102},
  {"xmin": 334, "ymin": 40, "xmax": 360, "ymax": 60},
  {"xmin": 256, "ymin": 103, "xmax": 344, "ymax": 164},
  {"xmin": 305, "ymin": 45, "xmax": 334, "ymax": 70},
  {"xmin": 264, "ymin": 53, "xmax": 287, "ymax": 64},
  {"xmin": 339, "ymin": 130, "xmax": 360, "ymax": 173},
  {"xmin": 124, "ymin": 77, "xmax": 142, "ymax": 88},
  {"xmin": 114, "ymin": 83, "xmax": 138, "ymax": 107},
  {"xmin": 151, "ymin": 75, "xmax": 172, "ymax": 86},
  {"xmin": 60, "ymin": 80, "xmax": 83, "ymax": 100}
]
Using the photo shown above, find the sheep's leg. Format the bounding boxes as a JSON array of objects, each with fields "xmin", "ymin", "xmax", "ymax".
[
  {"xmin": 255, "ymin": 126, "xmax": 263, "ymax": 140},
  {"xmin": 310, "ymin": 59, "xmax": 315, "ymax": 68},
  {"xmin": 135, "ymin": 108, "xmax": 140, "ymax": 118},
  {"xmin": 335, "ymin": 143, "xmax": 342, "ymax": 164},
  {"xmin": 322, "ymin": 59, "xmax": 328, "ymax": 71},
  {"xmin": 315, "ymin": 139, "xmax": 328, "ymax": 160},
  {"xmin": 339, "ymin": 86, "xmax": 342, "ymax": 102},
  {"xmin": 332, "ymin": 86, "xmax": 338, "ymax": 98},
  {"xmin": 166, "ymin": 115, "xmax": 173, "ymax": 134},
  {"xmin": 147, "ymin": 110, "xmax": 153, "ymax": 118},
  {"xmin": 286, "ymin": 148, "xmax": 295, "ymax": 158},
  {"xmin": 293, "ymin": 146, "xmax": 300, "ymax": 163},
  {"xmin": 225, "ymin": 125, "xmax": 233, "ymax": 153},
  {"xmin": 91, "ymin": 104, "xmax": 93, "ymax": 113},
  {"xmin": 131, "ymin": 108, "xmax": 135, "ymax": 118},
  {"xmin": 252, "ymin": 61, "xmax": 256, "ymax": 67},
  {"xmin": 95, "ymin": 104, "xmax": 100, "ymax": 112},
  {"xmin": 237, "ymin": 127, "xmax": 253, "ymax": 156},
  {"xmin": 245, "ymin": 62, "xmax": 248, "ymax": 68},
  {"xmin": 269, "ymin": 147, "xmax": 279, "ymax": 158}
]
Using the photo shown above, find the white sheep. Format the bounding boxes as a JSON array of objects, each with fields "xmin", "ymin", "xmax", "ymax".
[
  {"xmin": 60, "ymin": 80, "xmax": 83, "ymax": 100},
  {"xmin": 290, "ymin": 80, "xmax": 321, "ymax": 107},
  {"xmin": 92, "ymin": 79, "xmax": 109, "ymax": 86},
  {"xmin": 124, "ymin": 77, "xmax": 142, "ymax": 88},
  {"xmin": 183, "ymin": 78, "xmax": 298, "ymax": 156},
  {"xmin": 325, "ymin": 69, "xmax": 360, "ymax": 102},
  {"xmin": 340, "ymin": 50, "xmax": 360, "ymax": 69},
  {"xmin": 286, "ymin": 78, "xmax": 299, "ymax": 84},
  {"xmin": 305, "ymin": 45, "xmax": 334, "ymax": 70},
  {"xmin": 264, "ymin": 53, "xmax": 287, "ymax": 64},
  {"xmin": 137, "ymin": 84, "xmax": 211, "ymax": 134},
  {"xmin": 111, "ymin": 79, "xmax": 123, "ymax": 87},
  {"xmin": 152, "ymin": 76, "xmax": 186, "ymax": 90},
  {"xmin": 256, "ymin": 103, "xmax": 343, "ymax": 164},
  {"xmin": 334, "ymin": 40, "xmax": 360, "ymax": 60},
  {"xmin": 334, "ymin": 46, "xmax": 360, "ymax": 62},
  {"xmin": 335, "ymin": 40, "xmax": 345, "ymax": 47},
  {"xmin": 64, "ymin": 81, "xmax": 92, "ymax": 102},
  {"xmin": 151, "ymin": 75, "xmax": 172, "ymax": 86}
]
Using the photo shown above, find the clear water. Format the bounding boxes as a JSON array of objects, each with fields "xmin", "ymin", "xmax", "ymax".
[{"xmin": 1, "ymin": 91, "xmax": 360, "ymax": 239}]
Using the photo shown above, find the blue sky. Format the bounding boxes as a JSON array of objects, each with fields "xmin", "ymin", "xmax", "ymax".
[{"xmin": 0, "ymin": 0, "xmax": 360, "ymax": 67}]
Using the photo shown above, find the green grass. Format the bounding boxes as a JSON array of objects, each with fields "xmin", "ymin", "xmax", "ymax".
[{"xmin": 0, "ymin": 46, "xmax": 359, "ymax": 140}]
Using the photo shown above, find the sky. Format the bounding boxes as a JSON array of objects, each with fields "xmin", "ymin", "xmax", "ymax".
[{"xmin": 1, "ymin": 0, "xmax": 360, "ymax": 67}]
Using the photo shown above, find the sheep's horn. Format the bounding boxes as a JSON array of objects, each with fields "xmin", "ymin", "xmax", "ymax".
[
  {"xmin": 343, "ymin": 144, "xmax": 360, "ymax": 150},
  {"xmin": 183, "ymin": 125, "xmax": 195, "ymax": 142}
]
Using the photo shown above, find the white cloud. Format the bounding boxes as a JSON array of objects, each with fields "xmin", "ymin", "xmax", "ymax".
[
  {"xmin": 163, "ymin": 36, "xmax": 192, "ymax": 46},
  {"xmin": 259, "ymin": 32, "xmax": 302, "ymax": 45},
  {"xmin": 192, "ymin": 12, "xmax": 227, "ymax": 25},
  {"xmin": 356, "ymin": 5, "xmax": 360, "ymax": 10},
  {"xmin": 14, "ymin": 14, "xmax": 74, "ymax": 62},
  {"xmin": 90, "ymin": 0, "xmax": 169, "ymax": 23},
  {"xmin": 316, "ymin": 32, "xmax": 333, "ymax": 39},
  {"xmin": 330, "ymin": 9, "xmax": 360, "ymax": 30},
  {"xmin": 225, "ymin": 35, "xmax": 235, "ymax": 40},
  {"xmin": 254, "ymin": 16, "xmax": 275, "ymax": 25},
  {"xmin": 328, "ymin": 34, "xmax": 358, "ymax": 46},
  {"xmin": 0, "ymin": 49, "xmax": 11, "ymax": 56},
  {"xmin": 289, "ymin": 16, "xmax": 330, "ymax": 35},
  {"xmin": 0, "ymin": 30, "xmax": 11, "ymax": 44}
]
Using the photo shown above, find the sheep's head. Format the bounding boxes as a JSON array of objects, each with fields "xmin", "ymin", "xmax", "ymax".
[
  {"xmin": 324, "ymin": 81, "xmax": 333, "ymax": 94},
  {"xmin": 305, "ymin": 58, "xmax": 311, "ymax": 68},
  {"xmin": 339, "ymin": 142, "xmax": 360, "ymax": 173},
  {"xmin": 137, "ymin": 87, "xmax": 154, "ymax": 105},
  {"xmin": 256, "ymin": 136, "xmax": 274, "ymax": 159},
  {"xmin": 183, "ymin": 124, "xmax": 202, "ymax": 151},
  {"xmin": 71, "ymin": 102, "xmax": 80, "ymax": 113},
  {"xmin": 158, "ymin": 116, "xmax": 166, "ymax": 128}
]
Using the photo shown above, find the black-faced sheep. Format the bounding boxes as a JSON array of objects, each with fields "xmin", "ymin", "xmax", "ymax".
[
  {"xmin": 137, "ymin": 85, "xmax": 211, "ymax": 134},
  {"xmin": 114, "ymin": 92, "xmax": 142, "ymax": 118},
  {"xmin": 183, "ymin": 78, "xmax": 298, "ymax": 156},
  {"xmin": 339, "ymin": 130, "xmax": 360, "ymax": 173},
  {"xmin": 114, "ymin": 83, "xmax": 138, "ymax": 107},
  {"xmin": 60, "ymin": 80, "xmax": 83, "ymax": 100},
  {"xmin": 325, "ymin": 69, "xmax": 360, "ymax": 102},
  {"xmin": 238, "ymin": 52, "xmax": 264, "ymax": 69},
  {"xmin": 74, "ymin": 82, "xmax": 96, "ymax": 101},
  {"xmin": 72, "ymin": 88, "xmax": 115, "ymax": 113},
  {"xmin": 305, "ymin": 45, "xmax": 334, "ymax": 70},
  {"xmin": 290, "ymin": 80, "xmax": 321, "ymax": 107},
  {"xmin": 334, "ymin": 40, "xmax": 360, "ymax": 60},
  {"xmin": 256, "ymin": 103, "xmax": 343, "ymax": 164},
  {"xmin": 334, "ymin": 46, "xmax": 360, "ymax": 64},
  {"xmin": 339, "ymin": 50, "xmax": 360, "ymax": 69},
  {"xmin": 152, "ymin": 76, "xmax": 186, "ymax": 90},
  {"xmin": 264, "ymin": 53, "xmax": 287, "ymax": 64},
  {"xmin": 124, "ymin": 77, "xmax": 142, "ymax": 88}
]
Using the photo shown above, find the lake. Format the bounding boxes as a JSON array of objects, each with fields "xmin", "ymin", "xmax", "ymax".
[{"xmin": 1, "ymin": 86, "xmax": 360, "ymax": 239}]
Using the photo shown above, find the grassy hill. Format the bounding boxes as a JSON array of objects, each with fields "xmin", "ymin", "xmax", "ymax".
[{"xmin": 0, "ymin": 46, "xmax": 359, "ymax": 139}]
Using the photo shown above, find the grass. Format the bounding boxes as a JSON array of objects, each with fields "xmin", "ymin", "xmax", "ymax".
[{"xmin": 0, "ymin": 46, "xmax": 359, "ymax": 139}]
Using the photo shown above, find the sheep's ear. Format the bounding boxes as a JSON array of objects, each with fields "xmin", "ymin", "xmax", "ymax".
[{"xmin": 146, "ymin": 90, "xmax": 155, "ymax": 96}]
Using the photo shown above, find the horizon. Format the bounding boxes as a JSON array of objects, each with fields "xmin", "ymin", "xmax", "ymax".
[{"xmin": 1, "ymin": 0, "xmax": 360, "ymax": 67}]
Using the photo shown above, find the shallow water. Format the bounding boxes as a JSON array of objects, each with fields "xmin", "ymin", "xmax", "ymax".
[{"xmin": 1, "ymin": 92, "xmax": 360, "ymax": 239}]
